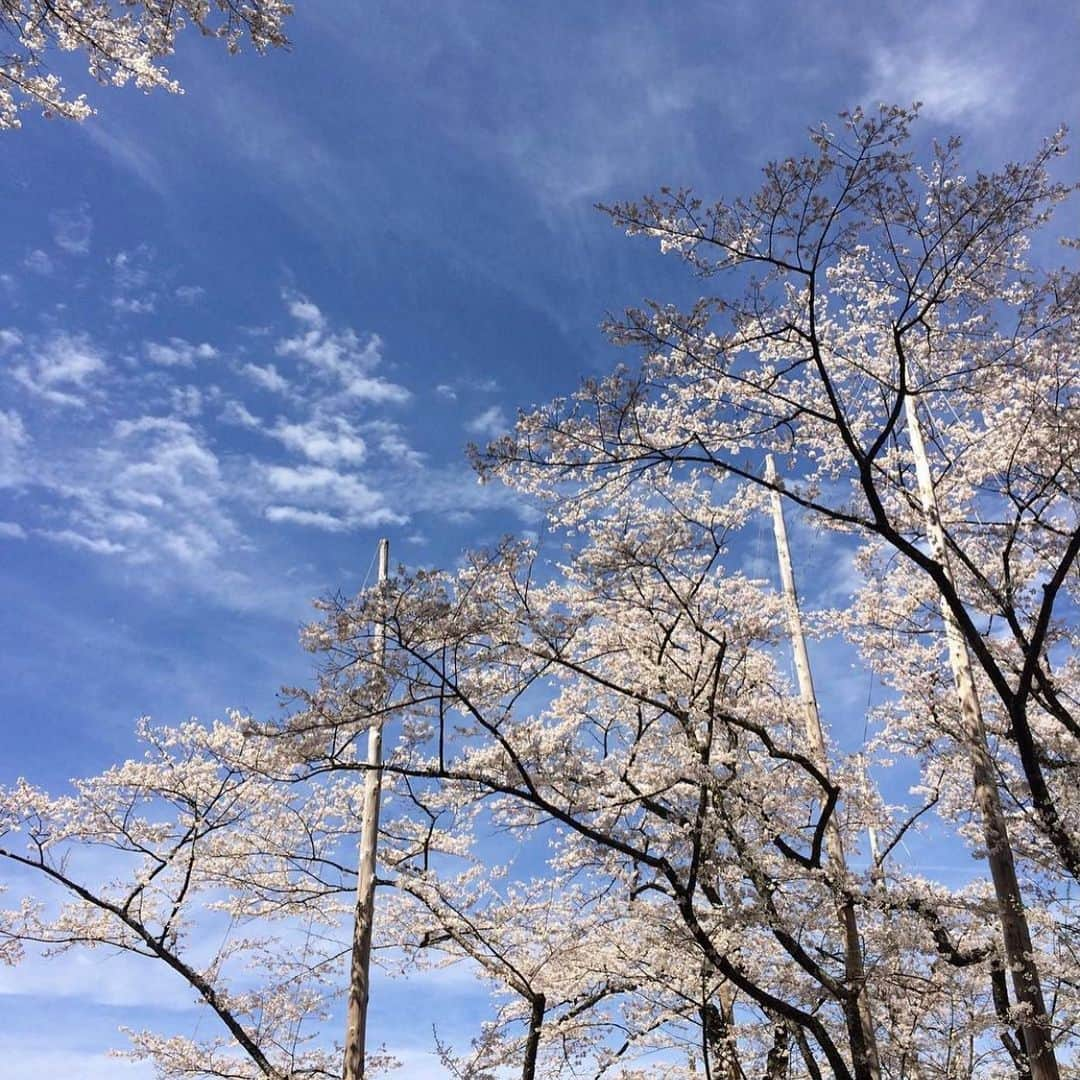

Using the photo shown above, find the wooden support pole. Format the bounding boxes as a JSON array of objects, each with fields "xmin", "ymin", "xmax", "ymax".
[
  {"xmin": 343, "ymin": 537, "xmax": 390, "ymax": 1080},
  {"xmin": 904, "ymin": 397, "xmax": 1059, "ymax": 1080},
  {"xmin": 765, "ymin": 455, "xmax": 882, "ymax": 1080}
]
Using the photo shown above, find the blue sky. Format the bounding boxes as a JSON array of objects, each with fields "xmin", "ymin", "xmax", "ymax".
[{"xmin": 2, "ymin": 1, "xmax": 1079, "ymax": 1075}]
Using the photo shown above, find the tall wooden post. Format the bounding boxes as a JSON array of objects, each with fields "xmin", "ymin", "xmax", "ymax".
[
  {"xmin": 904, "ymin": 397, "xmax": 1059, "ymax": 1080},
  {"xmin": 765, "ymin": 455, "xmax": 882, "ymax": 1080},
  {"xmin": 343, "ymin": 538, "xmax": 390, "ymax": 1080}
]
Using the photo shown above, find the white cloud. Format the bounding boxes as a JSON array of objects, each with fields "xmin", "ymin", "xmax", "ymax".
[
  {"xmin": 0, "ymin": 329, "xmax": 22, "ymax": 353},
  {"xmin": 261, "ymin": 463, "xmax": 406, "ymax": 528},
  {"xmin": 109, "ymin": 248, "xmax": 157, "ymax": 315},
  {"xmin": 0, "ymin": 409, "xmax": 28, "ymax": 486},
  {"xmin": 270, "ymin": 416, "xmax": 368, "ymax": 466},
  {"xmin": 263, "ymin": 462, "xmax": 361, "ymax": 497},
  {"xmin": 109, "ymin": 249, "xmax": 151, "ymax": 291},
  {"xmin": 276, "ymin": 300, "xmax": 409, "ymax": 403},
  {"xmin": 23, "ymin": 250, "xmax": 53, "ymax": 275},
  {"xmin": 0, "ymin": 410, "xmax": 27, "ymax": 445},
  {"xmin": 0, "ymin": 309, "xmax": 431, "ymax": 608},
  {"xmin": 49, "ymin": 206, "xmax": 93, "ymax": 255},
  {"xmin": 0, "ymin": 521, "xmax": 26, "ymax": 539},
  {"xmin": 144, "ymin": 338, "xmax": 217, "ymax": 367},
  {"xmin": 0, "ymin": 400, "xmax": 259, "ymax": 593},
  {"xmin": 111, "ymin": 296, "xmax": 155, "ymax": 315},
  {"xmin": 465, "ymin": 404, "xmax": 509, "ymax": 439},
  {"xmin": 362, "ymin": 419, "xmax": 424, "ymax": 468},
  {"xmin": 113, "ymin": 415, "xmax": 214, "ymax": 457},
  {"xmin": 435, "ymin": 383, "xmax": 457, "ymax": 400},
  {"xmin": 284, "ymin": 292, "xmax": 326, "ymax": 329},
  {"xmin": 860, "ymin": 3, "xmax": 1017, "ymax": 128},
  {"xmin": 394, "ymin": 17, "xmax": 723, "ymax": 211},
  {"xmin": 219, "ymin": 399, "xmax": 261, "ymax": 429},
  {"xmin": 0, "ymin": 294, "xmax": 417, "ymax": 596},
  {"xmin": 39, "ymin": 528, "xmax": 127, "ymax": 555},
  {"xmin": 264, "ymin": 505, "xmax": 349, "ymax": 531},
  {"xmin": 11, "ymin": 333, "xmax": 106, "ymax": 407},
  {"xmin": 240, "ymin": 361, "xmax": 290, "ymax": 394},
  {"xmin": 395, "ymin": 461, "xmax": 540, "ymax": 525},
  {"xmin": 80, "ymin": 117, "xmax": 168, "ymax": 196},
  {"xmin": 57, "ymin": 416, "xmax": 236, "ymax": 569},
  {"xmin": 0, "ymin": 283, "xmax": 533, "ymax": 607},
  {"xmin": 866, "ymin": 48, "xmax": 1008, "ymax": 122},
  {"xmin": 174, "ymin": 284, "xmax": 205, "ymax": 304},
  {"xmin": 38, "ymin": 337, "xmax": 104, "ymax": 384},
  {"xmin": 169, "ymin": 385, "xmax": 203, "ymax": 417},
  {"xmin": 345, "ymin": 370, "xmax": 410, "ymax": 404},
  {"xmin": 0, "ymin": 1044, "xmax": 152, "ymax": 1080}
]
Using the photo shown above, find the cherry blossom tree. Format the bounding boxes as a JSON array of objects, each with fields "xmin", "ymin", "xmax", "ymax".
[
  {"xmin": 469, "ymin": 104, "xmax": 1078, "ymax": 1079},
  {"xmin": 2, "ymin": 106, "xmax": 1077, "ymax": 1080},
  {"xmin": 0, "ymin": 717, "xmax": 357, "ymax": 1079},
  {"xmin": 385, "ymin": 869, "xmax": 637, "ymax": 1080},
  {"xmin": 277, "ymin": 492, "xmax": 1073, "ymax": 1079},
  {"xmin": 0, "ymin": 0, "xmax": 291, "ymax": 129},
  {"xmin": 263, "ymin": 105, "xmax": 1078, "ymax": 1076}
]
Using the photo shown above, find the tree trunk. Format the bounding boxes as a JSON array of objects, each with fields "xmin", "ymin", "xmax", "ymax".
[
  {"xmin": 763, "ymin": 1025, "xmax": 791, "ymax": 1080},
  {"xmin": 522, "ymin": 992, "xmax": 545, "ymax": 1080},
  {"xmin": 701, "ymin": 995, "xmax": 743, "ymax": 1080}
]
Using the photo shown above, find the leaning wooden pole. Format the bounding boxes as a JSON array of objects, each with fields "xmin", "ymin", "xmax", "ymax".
[
  {"xmin": 765, "ymin": 455, "xmax": 882, "ymax": 1080},
  {"xmin": 343, "ymin": 537, "xmax": 390, "ymax": 1080},
  {"xmin": 904, "ymin": 396, "xmax": 1059, "ymax": 1080}
]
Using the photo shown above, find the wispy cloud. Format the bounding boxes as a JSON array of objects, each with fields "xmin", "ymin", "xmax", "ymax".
[
  {"xmin": 49, "ymin": 206, "xmax": 93, "ymax": 255},
  {"xmin": 465, "ymin": 404, "xmax": 508, "ymax": 439},
  {"xmin": 435, "ymin": 375, "xmax": 499, "ymax": 403},
  {"xmin": 39, "ymin": 528, "xmax": 127, "ymax": 555},
  {"xmin": 109, "ymin": 249, "xmax": 152, "ymax": 292},
  {"xmin": 112, "ymin": 296, "xmax": 156, "ymax": 315},
  {"xmin": 372, "ymin": 13, "xmax": 722, "ymax": 210},
  {"xmin": 22, "ymin": 250, "xmax": 53, "ymax": 276},
  {"xmin": 169, "ymin": 385, "xmax": 203, "ymax": 418},
  {"xmin": 11, "ymin": 333, "xmax": 107, "ymax": 408},
  {"xmin": 0, "ymin": 1043, "xmax": 153, "ymax": 1080},
  {"xmin": 362, "ymin": 419, "xmax": 425, "ymax": 469},
  {"xmin": 240, "ymin": 361, "xmax": 289, "ymax": 394},
  {"xmin": 268, "ymin": 416, "xmax": 368, "ymax": 466},
  {"xmin": 144, "ymin": 338, "xmax": 218, "ymax": 367},
  {"xmin": 109, "ymin": 248, "xmax": 157, "ymax": 316},
  {"xmin": 275, "ymin": 293, "xmax": 409, "ymax": 404},
  {"xmin": 865, "ymin": 48, "xmax": 1009, "ymax": 123},
  {"xmin": 175, "ymin": 285, "xmax": 206, "ymax": 304},
  {"xmin": 858, "ymin": 0, "xmax": 1018, "ymax": 126},
  {"xmin": 285, "ymin": 294, "xmax": 325, "ymax": 327},
  {"xmin": 260, "ymin": 463, "xmax": 406, "ymax": 528},
  {"xmin": 264, "ymin": 505, "xmax": 350, "ymax": 531},
  {"xmin": 399, "ymin": 461, "xmax": 540, "ymax": 526},
  {"xmin": 0, "ymin": 288, "xmax": 531, "ymax": 609},
  {"xmin": 0, "ymin": 409, "xmax": 28, "ymax": 486},
  {"xmin": 219, "ymin": 399, "xmax": 261, "ymax": 429},
  {"xmin": 80, "ymin": 117, "xmax": 169, "ymax": 195},
  {"xmin": 0, "ymin": 937, "xmax": 194, "ymax": 1009},
  {"xmin": 31, "ymin": 415, "xmax": 240, "ymax": 575}
]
